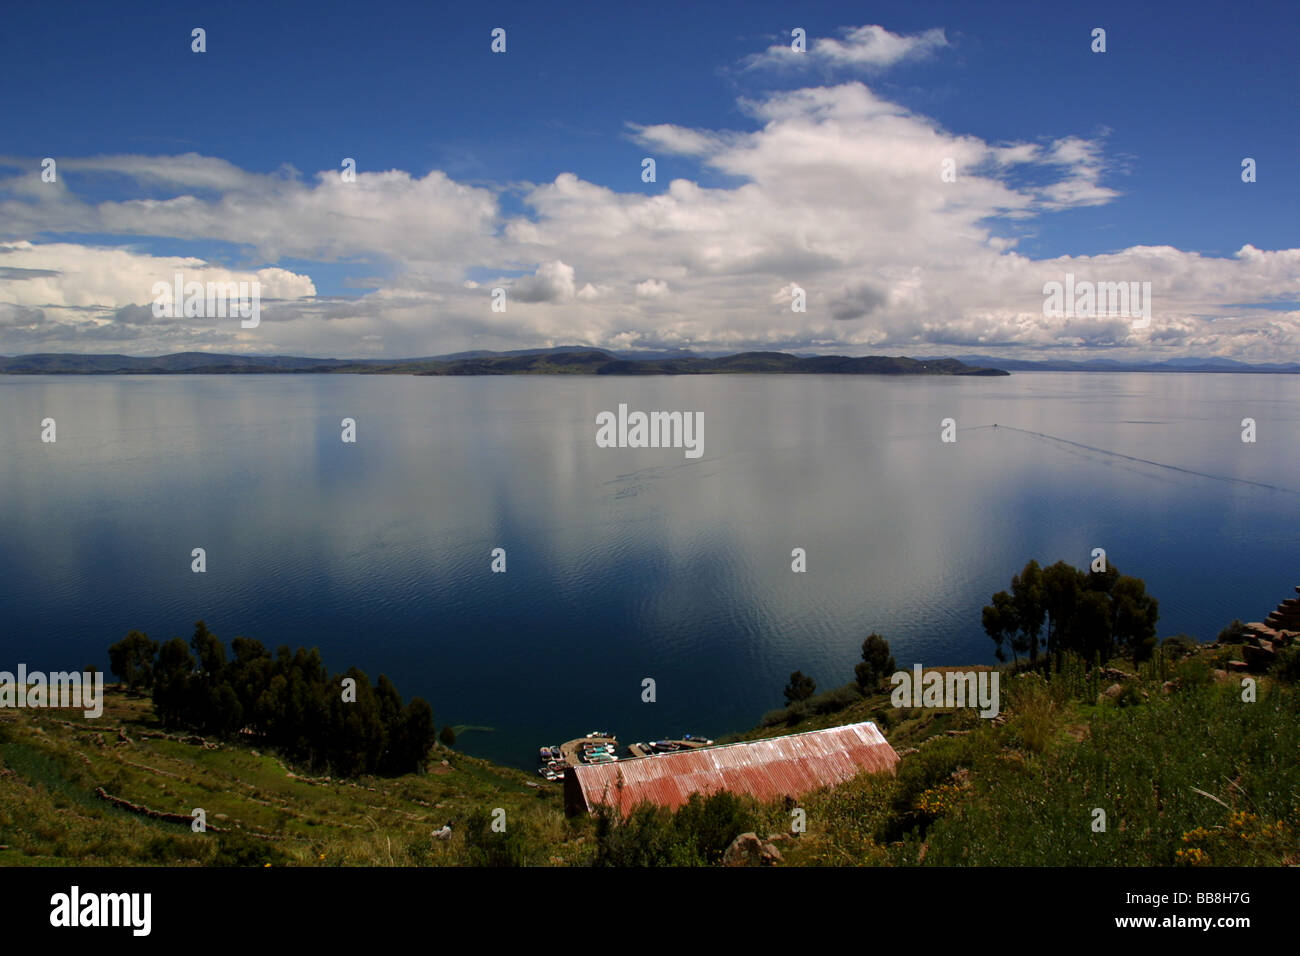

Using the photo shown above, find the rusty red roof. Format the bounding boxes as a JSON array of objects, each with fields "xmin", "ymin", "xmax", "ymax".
[{"xmin": 566, "ymin": 721, "xmax": 898, "ymax": 815}]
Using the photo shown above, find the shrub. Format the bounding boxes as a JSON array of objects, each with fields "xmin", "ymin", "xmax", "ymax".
[
  {"xmin": 1272, "ymin": 645, "xmax": 1300, "ymax": 683},
  {"xmin": 1160, "ymin": 634, "xmax": 1199, "ymax": 661},
  {"xmin": 1004, "ymin": 673, "xmax": 1058, "ymax": 753},
  {"xmin": 594, "ymin": 791, "xmax": 757, "ymax": 867},
  {"xmin": 783, "ymin": 671, "xmax": 816, "ymax": 704},
  {"xmin": 1217, "ymin": 620, "xmax": 1248, "ymax": 644},
  {"xmin": 809, "ymin": 683, "xmax": 862, "ymax": 715},
  {"xmin": 462, "ymin": 807, "xmax": 542, "ymax": 867}
]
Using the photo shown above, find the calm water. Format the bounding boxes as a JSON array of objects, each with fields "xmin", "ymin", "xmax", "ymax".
[{"xmin": 2, "ymin": 372, "xmax": 1297, "ymax": 767}]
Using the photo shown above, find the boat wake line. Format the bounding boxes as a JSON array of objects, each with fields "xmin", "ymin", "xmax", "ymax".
[{"xmin": 971, "ymin": 423, "xmax": 1300, "ymax": 496}]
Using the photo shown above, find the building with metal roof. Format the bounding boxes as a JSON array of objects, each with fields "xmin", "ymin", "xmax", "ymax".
[{"xmin": 564, "ymin": 720, "xmax": 899, "ymax": 816}]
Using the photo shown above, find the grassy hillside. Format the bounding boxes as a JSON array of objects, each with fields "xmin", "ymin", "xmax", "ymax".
[
  {"xmin": 0, "ymin": 688, "xmax": 578, "ymax": 867},
  {"xmin": 3, "ymin": 643, "xmax": 1296, "ymax": 866}
]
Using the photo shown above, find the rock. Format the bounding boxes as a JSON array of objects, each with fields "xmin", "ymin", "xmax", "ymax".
[
  {"xmin": 1161, "ymin": 681, "xmax": 1178, "ymax": 695},
  {"xmin": 1226, "ymin": 660, "xmax": 1249, "ymax": 672},
  {"xmin": 1102, "ymin": 683, "xmax": 1124, "ymax": 700},
  {"xmin": 1243, "ymin": 644, "xmax": 1276, "ymax": 672},
  {"xmin": 723, "ymin": 832, "xmax": 763, "ymax": 866},
  {"xmin": 1212, "ymin": 669, "xmax": 1228, "ymax": 680},
  {"xmin": 1100, "ymin": 668, "xmax": 1135, "ymax": 683},
  {"xmin": 723, "ymin": 832, "xmax": 782, "ymax": 866}
]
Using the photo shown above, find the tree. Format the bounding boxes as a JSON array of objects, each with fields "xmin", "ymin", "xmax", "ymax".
[
  {"xmin": 982, "ymin": 590, "xmax": 1019, "ymax": 663},
  {"xmin": 190, "ymin": 620, "xmax": 226, "ymax": 679},
  {"xmin": 985, "ymin": 557, "xmax": 1160, "ymax": 666},
  {"xmin": 855, "ymin": 633, "xmax": 896, "ymax": 692},
  {"xmin": 783, "ymin": 670, "xmax": 816, "ymax": 704},
  {"xmin": 439, "ymin": 725, "xmax": 457, "ymax": 747},
  {"xmin": 152, "ymin": 638, "xmax": 195, "ymax": 725},
  {"xmin": 108, "ymin": 630, "xmax": 159, "ymax": 693},
  {"xmin": 1111, "ymin": 575, "xmax": 1159, "ymax": 660},
  {"xmin": 1010, "ymin": 560, "xmax": 1046, "ymax": 664},
  {"xmin": 1040, "ymin": 561, "xmax": 1084, "ymax": 660}
]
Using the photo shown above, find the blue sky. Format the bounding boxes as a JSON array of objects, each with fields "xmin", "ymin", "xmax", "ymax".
[{"xmin": 1, "ymin": 0, "xmax": 1297, "ymax": 359}]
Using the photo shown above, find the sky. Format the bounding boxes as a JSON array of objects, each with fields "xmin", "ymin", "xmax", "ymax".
[{"xmin": 1, "ymin": 0, "xmax": 1297, "ymax": 360}]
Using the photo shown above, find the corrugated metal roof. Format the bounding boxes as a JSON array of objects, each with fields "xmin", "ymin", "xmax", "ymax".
[{"xmin": 567, "ymin": 721, "xmax": 898, "ymax": 815}]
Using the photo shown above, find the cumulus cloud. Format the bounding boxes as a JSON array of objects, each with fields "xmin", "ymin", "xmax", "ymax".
[
  {"xmin": 510, "ymin": 260, "xmax": 576, "ymax": 303},
  {"xmin": 0, "ymin": 31, "xmax": 1296, "ymax": 361},
  {"xmin": 742, "ymin": 24, "xmax": 948, "ymax": 74},
  {"xmin": 635, "ymin": 278, "xmax": 670, "ymax": 298}
]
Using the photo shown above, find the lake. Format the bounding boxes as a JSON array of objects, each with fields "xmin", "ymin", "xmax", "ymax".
[{"xmin": 2, "ymin": 371, "xmax": 1297, "ymax": 768}]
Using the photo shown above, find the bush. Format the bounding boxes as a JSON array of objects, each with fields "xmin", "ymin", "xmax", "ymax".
[
  {"xmin": 808, "ymin": 683, "xmax": 862, "ymax": 715},
  {"xmin": 888, "ymin": 734, "xmax": 983, "ymax": 837},
  {"xmin": 462, "ymin": 807, "xmax": 541, "ymax": 867},
  {"xmin": 783, "ymin": 671, "xmax": 816, "ymax": 704},
  {"xmin": 784, "ymin": 702, "xmax": 808, "ymax": 727},
  {"xmin": 1004, "ymin": 673, "xmax": 1058, "ymax": 753},
  {"xmin": 1217, "ymin": 620, "xmax": 1248, "ymax": 644},
  {"xmin": 1160, "ymin": 634, "xmax": 1199, "ymax": 661},
  {"xmin": 593, "ymin": 791, "xmax": 757, "ymax": 867},
  {"xmin": 1272, "ymin": 645, "xmax": 1300, "ymax": 683}
]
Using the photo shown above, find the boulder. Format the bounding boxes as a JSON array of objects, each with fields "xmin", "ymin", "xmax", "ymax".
[{"xmin": 723, "ymin": 832, "xmax": 783, "ymax": 866}]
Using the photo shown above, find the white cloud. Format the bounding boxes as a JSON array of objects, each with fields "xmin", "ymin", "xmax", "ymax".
[
  {"xmin": 635, "ymin": 278, "xmax": 670, "ymax": 298},
  {"xmin": 0, "ymin": 38, "xmax": 1296, "ymax": 362},
  {"xmin": 742, "ymin": 24, "xmax": 948, "ymax": 74},
  {"xmin": 510, "ymin": 259, "xmax": 576, "ymax": 303}
]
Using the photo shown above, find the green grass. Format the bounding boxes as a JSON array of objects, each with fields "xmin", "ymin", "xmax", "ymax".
[{"xmin": 4, "ymin": 646, "xmax": 1297, "ymax": 866}]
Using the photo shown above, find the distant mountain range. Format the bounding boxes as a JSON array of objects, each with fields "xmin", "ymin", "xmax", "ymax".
[
  {"xmin": 0, "ymin": 349, "xmax": 1009, "ymax": 376},
  {"xmin": 930, "ymin": 354, "xmax": 1300, "ymax": 374},
  {"xmin": 4, "ymin": 348, "xmax": 1297, "ymax": 376}
]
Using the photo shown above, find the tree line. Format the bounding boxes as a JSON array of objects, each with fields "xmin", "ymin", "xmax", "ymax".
[
  {"xmin": 108, "ymin": 622, "xmax": 436, "ymax": 776},
  {"xmin": 982, "ymin": 558, "xmax": 1158, "ymax": 665}
]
